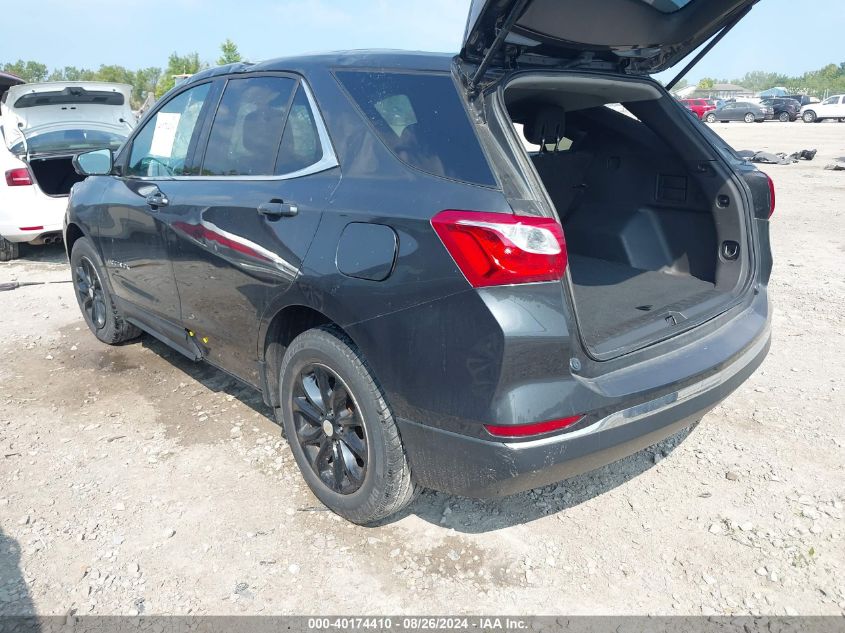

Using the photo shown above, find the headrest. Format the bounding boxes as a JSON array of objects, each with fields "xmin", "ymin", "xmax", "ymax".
[
  {"xmin": 242, "ymin": 109, "xmax": 277, "ymax": 154},
  {"xmin": 524, "ymin": 106, "xmax": 566, "ymax": 146}
]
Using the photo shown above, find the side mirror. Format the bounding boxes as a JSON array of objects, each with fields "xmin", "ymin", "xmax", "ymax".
[{"xmin": 73, "ymin": 149, "xmax": 114, "ymax": 176}]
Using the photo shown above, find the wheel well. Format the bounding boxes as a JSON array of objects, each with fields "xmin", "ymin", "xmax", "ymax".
[
  {"xmin": 64, "ymin": 223, "xmax": 84, "ymax": 259},
  {"xmin": 262, "ymin": 305, "xmax": 336, "ymax": 408}
]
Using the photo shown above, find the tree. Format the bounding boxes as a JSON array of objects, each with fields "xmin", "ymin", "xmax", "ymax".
[
  {"xmin": 697, "ymin": 77, "xmax": 715, "ymax": 90},
  {"xmin": 155, "ymin": 52, "xmax": 203, "ymax": 97},
  {"xmin": 217, "ymin": 39, "xmax": 243, "ymax": 66},
  {"xmin": 2, "ymin": 60, "xmax": 49, "ymax": 83}
]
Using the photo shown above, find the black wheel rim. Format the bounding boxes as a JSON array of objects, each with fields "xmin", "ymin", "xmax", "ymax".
[
  {"xmin": 292, "ymin": 363, "xmax": 368, "ymax": 495},
  {"xmin": 75, "ymin": 257, "xmax": 107, "ymax": 330}
]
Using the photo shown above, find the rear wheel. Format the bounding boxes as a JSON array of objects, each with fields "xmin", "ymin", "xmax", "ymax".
[
  {"xmin": 278, "ymin": 326, "xmax": 418, "ymax": 525},
  {"xmin": 744, "ymin": 112, "xmax": 756, "ymax": 123},
  {"xmin": 0, "ymin": 236, "xmax": 20, "ymax": 262},
  {"xmin": 70, "ymin": 237, "xmax": 141, "ymax": 344},
  {"xmin": 803, "ymin": 110, "xmax": 817, "ymax": 123},
  {"xmin": 778, "ymin": 111, "xmax": 790, "ymax": 123},
  {"xmin": 705, "ymin": 113, "xmax": 717, "ymax": 123}
]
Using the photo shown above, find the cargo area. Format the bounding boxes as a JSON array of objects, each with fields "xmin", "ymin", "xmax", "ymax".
[
  {"xmin": 27, "ymin": 155, "xmax": 85, "ymax": 197},
  {"xmin": 503, "ymin": 74, "xmax": 750, "ymax": 359}
]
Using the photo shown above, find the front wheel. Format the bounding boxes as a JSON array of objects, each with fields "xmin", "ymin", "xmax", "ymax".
[
  {"xmin": 70, "ymin": 237, "xmax": 141, "ymax": 344},
  {"xmin": 0, "ymin": 236, "xmax": 20, "ymax": 262},
  {"xmin": 744, "ymin": 113, "xmax": 756, "ymax": 123},
  {"xmin": 278, "ymin": 326, "xmax": 418, "ymax": 525},
  {"xmin": 705, "ymin": 113, "xmax": 717, "ymax": 123},
  {"xmin": 803, "ymin": 110, "xmax": 817, "ymax": 123}
]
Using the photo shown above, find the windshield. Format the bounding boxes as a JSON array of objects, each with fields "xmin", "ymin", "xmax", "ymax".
[{"xmin": 10, "ymin": 128, "xmax": 126, "ymax": 156}]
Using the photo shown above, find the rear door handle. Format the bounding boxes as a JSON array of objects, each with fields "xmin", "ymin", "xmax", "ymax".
[
  {"xmin": 258, "ymin": 200, "xmax": 298, "ymax": 219},
  {"xmin": 145, "ymin": 192, "xmax": 169, "ymax": 209}
]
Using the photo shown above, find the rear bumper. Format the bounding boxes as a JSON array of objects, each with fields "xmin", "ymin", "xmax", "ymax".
[
  {"xmin": 399, "ymin": 329, "xmax": 770, "ymax": 498},
  {"xmin": 0, "ymin": 223, "xmax": 64, "ymax": 243}
]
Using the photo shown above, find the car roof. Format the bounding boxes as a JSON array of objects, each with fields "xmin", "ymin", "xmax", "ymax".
[{"xmin": 186, "ymin": 50, "xmax": 456, "ymax": 86}]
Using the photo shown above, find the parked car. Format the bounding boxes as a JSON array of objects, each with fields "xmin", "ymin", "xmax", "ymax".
[
  {"xmin": 66, "ymin": 0, "xmax": 773, "ymax": 525},
  {"xmin": 679, "ymin": 98, "xmax": 716, "ymax": 119},
  {"xmin": 801, "ymin": 94, "xmax": 845, "ymax": 123},
  {"xmin": 784, "ymin": 94, "xmax": 816, "ymax": 108},
  {"xmin": 0, "ymin": 82, "xmax": 134, "ymax": 261},
  {"xmin": 704, "ymin": 101, "xmax": 773, "ymax": 123},
  {"xmin": 761, "ymin": 97, "xmax": 800, "ymax": 122}
]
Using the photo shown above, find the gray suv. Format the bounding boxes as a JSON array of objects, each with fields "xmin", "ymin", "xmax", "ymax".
[{"xmin": 66, "ymin": 0, "xmax": 772, "ymax": 524}]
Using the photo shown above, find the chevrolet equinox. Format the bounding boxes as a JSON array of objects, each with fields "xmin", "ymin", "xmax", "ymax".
[{"xmin": 66, "ymin": 0, "xmax": 773, "ymax": 524}]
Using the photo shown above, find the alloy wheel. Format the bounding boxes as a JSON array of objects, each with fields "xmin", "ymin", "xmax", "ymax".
[
  {"xmin": 291, "ymin": 363, "xmax": 368, "ymax": 494},
  {"xmin": 75, "ymin": 257, "xmax": 108, "ymax": 330}
]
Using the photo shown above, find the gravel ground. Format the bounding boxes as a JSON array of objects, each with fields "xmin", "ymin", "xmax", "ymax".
[{"xmin": 0, "ymin": 122, "xmax": 843, "ymax": 617}]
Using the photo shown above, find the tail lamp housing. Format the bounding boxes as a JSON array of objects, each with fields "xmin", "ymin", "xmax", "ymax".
[
  {"xmin": 5, "ymin": 168, "xmax": 33, "ymax": 187},
  {"xmin": 431, "ymin": 210, "xmax": 567, "ymax": 287}
]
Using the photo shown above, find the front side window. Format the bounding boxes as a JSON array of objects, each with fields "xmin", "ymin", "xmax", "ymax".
[
  {"xmin": 126, "ymin": 83, "xmax": 210, "ymax": 177},
  {"xmin": 336, "ymin": 70, "xmax": 496, "ymax": 187},
  {"xmin": 201, "ymin": 76, "xmax": 297, "ymax": 176},
  {"xmin": 822, "ymin": 96, "xmax": 840, "ymax": 105}
]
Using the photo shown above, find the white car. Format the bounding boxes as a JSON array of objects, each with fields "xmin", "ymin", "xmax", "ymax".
[
  {"xmin": 0, "ymin": 82, "xmax": 135, "ymax": 261},
  {"xmin": 801, "ymin": 94, "xmax": 845, "ymax": 123}
]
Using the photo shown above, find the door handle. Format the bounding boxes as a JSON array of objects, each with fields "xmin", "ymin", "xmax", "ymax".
[
  {"xmin": 258, "ymin": 200, "xmax": 298, "ymax": 219},
  {"xmin": 145, "ymin": 192, "xmax": 169, "ymax": 209}
]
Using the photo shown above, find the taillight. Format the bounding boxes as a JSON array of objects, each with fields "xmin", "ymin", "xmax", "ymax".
[
  {"xmin": 431, "ymin": 210, "xmax": 567, "ymax": 287},
  {"xmin": 484, "ymin": 415, "xmax": 584, "ymax": 438},
  {"xmin": 766, "ymin": 173, "xmax": 776, "ymax": 218},
  {"xmin": 5, "ymin": 168, "xmax": 32, "ymax": 187}
]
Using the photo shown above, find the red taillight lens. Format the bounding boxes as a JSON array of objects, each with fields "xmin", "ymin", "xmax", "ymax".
[
  {"xmin": 431, "ymin": 210, "xmax": 567, "ymax": 287},
  {"xmin": 484, "ymin": 415, "xmax": 584, "ymax": 438},
  {"xmin": 5, "ymin": 168, "xmax": 33, "ymax": 187},
  {"xmin": 766, "ymin": 173, "xmax": 775, "ymax": 218}
]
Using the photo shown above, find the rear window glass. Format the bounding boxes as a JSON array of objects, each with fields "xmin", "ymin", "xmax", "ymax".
[{"xmin": 335, "ymin": 71, "xmax": 496, "ymax": 187}]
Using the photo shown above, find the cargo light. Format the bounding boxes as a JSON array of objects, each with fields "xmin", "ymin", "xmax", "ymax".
[
  {"xmin": 5, "ymin": 168, "xmax": 32, "ymax": 187},
  {"xmin": 484, "ymin": 415, "xmax": 584, "ymax": 439},
  {"xmin": 19, "ymin": 226, "xmax": 43, "ymax": 231},
  {"xmin": 431, "ymin": 210, "xmax": 567, "ymax": 287},
  {"xmin": 765, "ymin": 173, "xmax": 776, "ymax": 218}
]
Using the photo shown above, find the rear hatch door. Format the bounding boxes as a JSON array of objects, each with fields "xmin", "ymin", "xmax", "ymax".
[
  {"xmin": 1, "ymin": 82, "xmax": 134, "ymax": 156},
  {"xmin": 461, "ymin": 0, "xmax": 759, "ymax": 76}
]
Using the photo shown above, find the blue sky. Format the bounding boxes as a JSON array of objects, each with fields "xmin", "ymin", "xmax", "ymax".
[{"xmin": 3, "ymin": 0, "xmax": 843, "ymax": 83}]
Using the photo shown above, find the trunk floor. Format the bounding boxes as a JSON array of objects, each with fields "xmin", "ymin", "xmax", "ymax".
[{"xmin": 568, "ymin": 255, "xmax": 718, "ymax": 349}]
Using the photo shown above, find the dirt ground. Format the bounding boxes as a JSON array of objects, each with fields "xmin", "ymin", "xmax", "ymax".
[{"xmin": 0, "ymin": 122, "xmax": 843, "ymax": 617}]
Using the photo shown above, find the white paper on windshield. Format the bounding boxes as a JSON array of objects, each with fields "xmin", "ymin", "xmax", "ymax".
[{"xmin": 149, "ymin": 112, "xmax": 181, "ymax": 158}]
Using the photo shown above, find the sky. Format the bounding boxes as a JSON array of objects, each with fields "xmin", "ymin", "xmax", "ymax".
[{"xmin": 2, "ymin": 0, "xmax": 843, "ymax": 83}]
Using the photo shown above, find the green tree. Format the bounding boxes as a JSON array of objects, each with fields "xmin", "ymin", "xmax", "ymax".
[
  {"xmin": 697, "ymin": 77, "xmax": 715, "ymax": 90},
  {"xmin": 132, "ymin": 67, "xmax": 162, "ymax": 106},
  {"xmin": 217, "ymin": 39, "xmax": 243, "ymax": 66},
  {"xmin": 2, "ymin": 60, "xmax": 49, "ymax": 83},
  {"xmin": 155, "ymin": 52, "xmax": 203, "ymax": 97}
]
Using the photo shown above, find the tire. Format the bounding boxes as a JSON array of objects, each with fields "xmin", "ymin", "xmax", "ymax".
[
  {"xmin": 0, "ymin": 236, "xmax": 20, "ymax": 262},
  {"xmin": 70, "ymin": 237, "xmax": 141, "ymax": 345},
  {"xmin": 705, "ymin": 113, "xmax": 717, "ymax": 123},
  {"xmin": 803, "ymin": 110, "xmax": 817, "ymax": 123},
  {"xmin": 278, "ymin": 326, "xmax": 418, "ymax": 525},
  {"xmin": 744, "ymin": 112, "xmax": 756, "ymax": 123},
  {"xmin": 778, "ymin": 111, "xmax": 790, "ymax": 123}
]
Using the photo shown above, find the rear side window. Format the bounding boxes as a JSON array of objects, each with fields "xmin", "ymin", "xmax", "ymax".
[
  {"xmin": 336, "ymin": 71, "xmax": 496, "ymax": 187},
  {"xmin": 275, "ymin": 86, "xmax": 323, "ymax": 174},
  {"xmin": 201, "ymin": 76, "xmax": 296, "ymax": 176}
]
